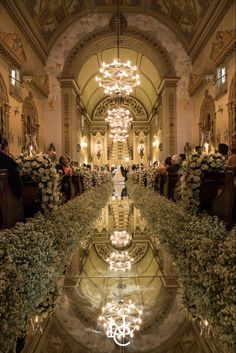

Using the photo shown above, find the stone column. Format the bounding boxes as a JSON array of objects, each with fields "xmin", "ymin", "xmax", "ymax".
[
  {"xmin": 159, "ymin": 79, "xmax": 178, "ymax": 158},
  {"xmin": 59, "ymin": 79, "xmax": 80, "ymax": 160}
]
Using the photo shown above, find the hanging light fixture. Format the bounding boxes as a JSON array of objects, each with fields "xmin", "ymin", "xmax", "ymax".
[
  {"xmin": 95, "ymin": 1, "xmax": 140, "ymax": 96},
  {"xmin": 110, "ymin": 230, "xmax": 132, "ymax": 250},
  {"xmin": 106, "ymin": 107, "xmax": 133, "ymax": 142},
  {"xmin": 98, "ymin": 299, "xmax": 142, "ymax": 347},
  {"xmin": 107, "ymin": 250, "xmax": 134, "ymax": 272}
]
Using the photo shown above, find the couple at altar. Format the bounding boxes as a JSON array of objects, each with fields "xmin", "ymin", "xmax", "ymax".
[{"xmin": 113, "ymin": 165, "xmax": 125, "ymax": 183}]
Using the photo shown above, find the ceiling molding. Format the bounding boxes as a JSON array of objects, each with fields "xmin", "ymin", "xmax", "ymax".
[
  {"xmin": 1, "ymin": 0, "xmax": 47, "ymax": 63},
  {"xmin": 92, "ymin": 95, "xmax": 148, "ymax": 122},
  {"xmin": 189, "ymin": 0, "xmax": 234, "ymax": 62}
]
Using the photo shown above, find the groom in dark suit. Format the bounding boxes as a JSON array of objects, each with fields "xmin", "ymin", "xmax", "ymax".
[{"xmin": 0, "ymin": 136, "xmax": 23, "ymax": 199}]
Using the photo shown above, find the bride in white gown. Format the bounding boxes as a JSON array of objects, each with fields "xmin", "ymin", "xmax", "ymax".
[{"xmin": 113, "ymin": 165, "xmax": 125, "ymax": 183}]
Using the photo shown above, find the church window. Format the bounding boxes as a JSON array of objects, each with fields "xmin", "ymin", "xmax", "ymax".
[
  {"xmin": 215, "ymin": 66, "xmax": 227, "ymax": 99},
  {"xmin": 9, "ymin": 68, "xmax": 22, "ymax": 101}
]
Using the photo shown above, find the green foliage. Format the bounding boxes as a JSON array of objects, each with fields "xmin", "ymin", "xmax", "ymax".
[
  {"xmin": 0, "ymin": 181, "xmax": 113, "ymax": 352},
  {"xmin": 127, "ymin": 178, "xmax": 235, "ymax": 353}
]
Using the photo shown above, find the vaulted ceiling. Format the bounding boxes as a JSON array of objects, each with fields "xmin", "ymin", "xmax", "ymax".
[
  {"xmin": 3, "ymin": 0, "xmax": 231, "ymax": 121},
  {"xmin": 4, "ymin": 0, "xmax": 230, "ymax": 56}
]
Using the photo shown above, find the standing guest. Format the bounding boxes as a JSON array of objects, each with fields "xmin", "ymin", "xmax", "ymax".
[
  {"xmin": 0, "ymin": 135, "xmax": 23, "ymax": 199},
  {"xmin": 227, "ymin": 131, "xmax": 236, "ymax": 167},
  {"xmin": 179, "ymin": 153, "xmax": 186, "ymax": 162},
  {"xmin": 167, "ymin": 154, "xmax": 182, "ymax": 174},
  {"xmin": 195, "ymin": 146, "xmax": 202, "ymax": 154},
  {"xmin": 218, "ymin": 143, "xmax": 229, "ymax": 157}
]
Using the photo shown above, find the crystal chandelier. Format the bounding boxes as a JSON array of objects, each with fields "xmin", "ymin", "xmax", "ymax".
[
  {"xmin": 107, "ymin": 250, "xmax": 134, "ymax": 271},
  {"xmin": 98, "ymin": 299, "xmax": 142, "ymax": 346},
  {"xmin": 95, "ymin": 2, "xmax": 140, "ymax": 96},
  {"xmin": 110, "ymin": 230, "xmax": 132, "ymax": 250},
  {"xmin": 106, "ymin": 107, "xmax": 132, "ymax": 142},
  {"xmin": 106, "ymin": 107, "xmax": 132, "ymax": 125}
]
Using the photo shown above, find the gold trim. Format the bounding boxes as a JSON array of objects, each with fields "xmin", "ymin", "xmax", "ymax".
[
  {"xmin": 0, "ymin": 32, "xmax": 26, "ymax": 67},
  {"xmin": 210, "ymin": 30, "xmax": 236, "ymax": 65}
]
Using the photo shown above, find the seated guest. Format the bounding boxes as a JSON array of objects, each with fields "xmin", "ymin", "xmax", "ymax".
[
  {"xmin": 56, "ymin": 156, "xmax": 73, "ymax": 176},
  {"xmin": 218, "ymin": 143, "xmax": 229, "ymax": 157},
  {"xmin": 167, "ymin": 154, "xmax": 182, "ymax": 174},
  {"xmin": 0, "ymin": 136, "xmax": 23, "ymax": 199},
  {"xmin": 227, "ymin": 131, "xmax": 236, "ymax": 168}
]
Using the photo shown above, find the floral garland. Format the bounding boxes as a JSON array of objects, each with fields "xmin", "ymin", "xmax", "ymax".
[
  {"xmin": 75, "ymin": 167, "xmax": 111, "ymax": 190},
  {"xmin": 127, "ymin": 178, "xmax": 235, "ymax": 353},
  {"xmin": 0, "ymin": 181, "xmax": 113, "ymax": 352},
  {"xmin": 180, "ymin": 152, "xmax": 226, "ymax": 212},
  {"xmin": 15, "ymin": 152, "xmax": 61, "ymax": 213}
]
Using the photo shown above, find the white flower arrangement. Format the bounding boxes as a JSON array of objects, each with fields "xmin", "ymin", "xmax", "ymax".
[
  {"xmin": 0, "ymin": 181, "xmax": 113, "ymax": 352},
  {"xmin": 180, "ymin": 152, "xmax": 226, "ymax": 212},
  {"xmin": 15, "ymin": 152, "xmax": 61, "ymax": 213},
  {"xmin": 127, "ymin": 178, "xmax": 235, "ymax": 353},
  {"xmin": 75, "ymin": 167, "xmax": 111, "ymax": 190}
]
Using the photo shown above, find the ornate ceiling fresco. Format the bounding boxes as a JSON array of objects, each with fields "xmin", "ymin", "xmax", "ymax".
[
  {"xmin": 2, "ymin": 0, "xmax": 230, "ymax": 119},
  {"xmin": 3, "ymin": 0, "xmax": 230, "ymax": 55}
]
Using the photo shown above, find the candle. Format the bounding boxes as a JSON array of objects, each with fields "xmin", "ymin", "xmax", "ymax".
[{"xmin": 204, "ymin": 142, "xmax": 209, "ymax": 154}]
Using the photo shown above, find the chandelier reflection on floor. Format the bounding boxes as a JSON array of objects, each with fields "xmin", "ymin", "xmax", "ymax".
[
  {"xmin": 110, "ymin": 230, "xmax": 132, "ymax": 250},
  {"xmin": 107, "ymin": 250, "xmax": 134, "ymax": 272},
  {"xmin": 98, "ymin": 299, "xmax": 142, "ymax": 347}
]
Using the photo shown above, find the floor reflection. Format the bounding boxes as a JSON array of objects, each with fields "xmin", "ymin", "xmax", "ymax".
[{"xmin": 51, "ymin": 185, "xmax": 187, "ymax": 353}]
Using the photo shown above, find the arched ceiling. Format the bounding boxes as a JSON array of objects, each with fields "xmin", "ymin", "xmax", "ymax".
[
  {"xmin": 4, "ymin": 0, "xmax": 231, "ymax": 58},
  {"xmin": 64, "ymin": 33, "xmax": 174, "ymax": 118},
  {"xmin": 77, "ymin": 47, "xmax": 160, "ymax": 117}
]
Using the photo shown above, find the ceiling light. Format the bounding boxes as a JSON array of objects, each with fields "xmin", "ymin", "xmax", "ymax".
[{"xmin": 95, "ymin": 2, "xmax": 140, "ymax": 96}]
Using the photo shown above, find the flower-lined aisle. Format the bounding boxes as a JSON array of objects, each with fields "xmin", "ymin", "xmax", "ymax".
[
  {"xmin": 0, "ymin": 180, "xmax": 113, "ymax": 352},
  {"xmin": 127, "ymin": 178, "xmax": 235, "ymax": 353},
  {"xmin": 131, "ymin": 152, "xmax": 226, "ymax": 212}
]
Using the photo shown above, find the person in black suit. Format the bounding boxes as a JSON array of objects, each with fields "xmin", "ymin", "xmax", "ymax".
[{"xmin": 0, "ymin": 136, "xmax": 23, "ymax": 199}]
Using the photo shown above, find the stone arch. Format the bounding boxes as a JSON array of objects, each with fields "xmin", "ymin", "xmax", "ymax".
[
  {"xmin": 0, "ymin": 73, "xmax": 9, "ymax": 138},
  {"xmin": 22, "ymin": 94, "xmax": 39, "ymax": 152},
  {"xmin": 93, "ymin": 96, "xmax": 147, "ymax": 122},
  {"xmin": 45, "ymin": 13, "xmax": 191, "ymax": 102},
  {"xmin": 228, "ymin": 74, "xmax": 236, "ymax": 135},
  {"xmin": 63, "ymin": 30, "xmax": 175, "ymax": 79},
  {"xmin": 199, "ymin": 90, "xmax": 216, "ymax": 146}
]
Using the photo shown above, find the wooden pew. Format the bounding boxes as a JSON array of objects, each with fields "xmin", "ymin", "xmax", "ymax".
[
  {"xmin": 72, "ymin": 174, "xmax": 84, "ymax": 196},
  {"xmin": 62, "ymin": 175, "xmax": 76, "ymax": 202},
  {"xmin": 22, "ymin": 178, "xmax": 41, "ymax": 218},
  {"xmin": 212, "ymin": 167, "xmax": 236, "ymax": 230},
  {"xmin": 199, "ymin": 172, "xmax": 226, "ymax": 213},
  {"xmin": 163, "ymin": 173, "xmax": 180, "ymax": 201},
  {"xmin": 0, "ymin": 169, "xmax": 24, "ymax": 229}
]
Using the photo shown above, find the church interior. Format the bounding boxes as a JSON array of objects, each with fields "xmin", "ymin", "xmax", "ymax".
[{"xmin": 0, "ymin": 1, "xmax": 235, "ymax": 353}]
